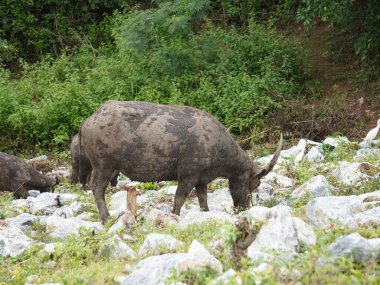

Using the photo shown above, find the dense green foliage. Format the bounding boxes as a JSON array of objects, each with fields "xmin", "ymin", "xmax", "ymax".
[
  {"xmin": 294, "ymin": 0, "xmax": 380, "ymax": 65},
  {"xmin": 0, "ymin": 0, "xmax": 312, "ymax": 150},
  {"xmin": 0, "ymin": 0, "xmax": 124, "ymax": 67}
]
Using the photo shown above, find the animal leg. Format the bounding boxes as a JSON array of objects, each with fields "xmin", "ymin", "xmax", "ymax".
[
  {"xmin": 110, "ymin": 172, "xmax": 119, "ymax": 187},
  {"xmin": 172, "ymin": 179, "xmax": 196, "ymax": 216},
  {"xmin": 91, "ymin": 169, "xmax": 113, "ymax": 224},
  {"xmin": 195, "ymin": 183, "xmax": 209, "ymax": 211},
  {"xmin": 13, "ymin": 185, "xmax": 29, "ymax": 199}
]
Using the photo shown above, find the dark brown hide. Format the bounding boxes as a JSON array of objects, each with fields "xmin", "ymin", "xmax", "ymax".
[
  {"xmin": 0, "ymin": 152, "xmax": 56, "ymax": 198},
  {"xmin": 79, "ymin": 101, "xmax": 283, "ymax": 223},
  {"xmin": 70, "ymin": 133, "xmax": 118, "ymax": 186}
]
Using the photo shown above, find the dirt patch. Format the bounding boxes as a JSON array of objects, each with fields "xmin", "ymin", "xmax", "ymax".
[{"xmin": 275, "ymin": 21, "xmax": 380, "ymax": 141}]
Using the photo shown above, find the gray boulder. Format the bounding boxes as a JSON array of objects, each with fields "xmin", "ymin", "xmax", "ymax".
[
  {"xmin": 304, "ymin": 145, "xmax": 324, "ymax": 162},
  {"xmin": 179, "ymin": 211, "xmax": 236, "ymax": 228},
  {"xmin": 329, "ymin": 162, "xmax": 374, "ymax": 186},
  {"xmin": 245, "ymin": 205, "xmax": 299, "ymax": 254},
  {"xmin": 138, "ymin": 233, "xmax": 184, "ymax": 256},
  {"xmin": 323, "ymin": 233, "xmax": 379, "ymax": 264},
  {"xmin": 101, "ymin": 236, "xmax": 136, "ymax": 259},
  {"xmin": 121, "ymin": 240, "xmax": 222, "ymax": 285},
  {"xmin": 0, "ymin": 226, "xmax": 32, "ymax": 257},
  {"xmin": 29, "ymin": 193, "xmax": 78, "ymax": 215},
  {"xmin": 291, "ymin": 175, "xmax": 332, "ymax": 199},
  {"xmin": 46, "ymin": 216, "xmax": 103, "ymax": 238}
]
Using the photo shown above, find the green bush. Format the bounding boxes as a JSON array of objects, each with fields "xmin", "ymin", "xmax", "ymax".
[{"xmin": 0, "ymin": 0, "xmax": 312, "ymax": 151}]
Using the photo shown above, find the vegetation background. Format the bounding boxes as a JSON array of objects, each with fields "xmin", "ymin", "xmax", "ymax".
[{"xmin": 0, "ymin": 0, "xmax": 379, "ymax": 153}]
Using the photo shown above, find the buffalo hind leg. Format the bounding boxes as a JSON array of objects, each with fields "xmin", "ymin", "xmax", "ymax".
[
  {"xmin": 91, "ymin": 169, "xmax": 114, "ymax": 224},
  {"xmin": 195, "ymin": 183, "xmax": 209, "ymax": 211},
  {"xmin": 172, "ymin": 178, "xmax": 197, "ymax": 216}
]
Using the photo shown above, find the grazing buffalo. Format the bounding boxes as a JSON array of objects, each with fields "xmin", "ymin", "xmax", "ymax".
[
  {"xmin": 0, "ymin": 152, "xmax": 57, "ymax": 198},
  {"xmin": 70, "ymin": 133, "xmax": 118, "ymax": 186},
  {"xmin": 79, "ymin": 101, "xmax": 283, "ymax": 223}
]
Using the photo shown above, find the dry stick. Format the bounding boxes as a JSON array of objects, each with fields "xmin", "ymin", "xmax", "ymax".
[
  {"xmin": 232, "ymin": 217, "xmax": 262, "ymax": 269},
  {"xmin": 125, "ymin": 185, "xmax": 137, "ymax": 217}
]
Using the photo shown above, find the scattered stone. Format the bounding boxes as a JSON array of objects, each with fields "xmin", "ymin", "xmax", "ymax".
[
  {"xmin": 304, "ymin": 146, "xmax": 324, "ymax": 163},
  {"xmin": 121, "ymin": 240, "xmax": 222, "ymax": 285},
  {"xmin": 101, "ymin": 236, "xmax": 137, "ymax": 259},
  {"xmin": 29, "ymin": 193, "xmax": 78, "ymax": 215},
  {"xmin": 50, "ymin": 167, "xmax": 71, "ymax": 178},
  {"xmin": 160, "ymin": 185, "xmax": 177, "ymax": 196},
  {"xmin": 0, "ymin": 226, "xmax": 32, "ymax": 257},
  {"xmin": 329, "ymin": 162, "xmax": 374, "ymax": 186},
  {"xmin": 291, "ymin": 175, "xmax": 332, "ymax": 199},
  {"xmin": 6, "ymin": 213, "xmax": 38, "ymax": 229},
  {"xmin": 52, "ymin": 201, "xmax": 84, "ymax": 218},
  {"xmin": 43, "ymin": 242, "xmax": 63, "ymax": 254},
  {"xmin": 207, "ymin": 188, "xmax": 234, "ymax": 212},
  {"xmin": 306, "ymin": 195, "xmax": 363, "ymax": 229},
  {"xmin": 12, "ymin": 197, "xmax": 33, "ymax": 209},
  {"xmin": 354, "ymin": 148, "xmax": 380, "ymax": 160},
  {"xmin": 139, "ymin": 233, "xmax": 184, "ymax": 256},
  {"xmin": 46, "ymin": 216, "xmax": 103, "ymax": 238},
  {"xmin": 323, "ymin": 136, "xmax": 349, "ymax": 148},
  {"xmin": 353, "ymin": 207, "xmax": 380, "ymax": 228},
  {"xmin": 179, "ymin": 211, "xmax": 236, "ymax": 228},
  {"xmin": 209, "ymin": 269, "xmax": 239, "ymax": 285},
  {"xmin": 322, "ymin": 233, "xmax": 380, "ymax": 264},
  {"xmin": 262, "ymin": 172, "xmax": 293, "ymax": 188},
  {"xmin": 292, "ymin": 217, "xmax": 316, "ymax": 247},
  {"xmin": 109, "ymin": 191, "xmax": 127, "ymax": 217},
  {"xmin": 245, "ymin": 205, "xmax": 299, "ymax": 254},
  {"xmin": 145, "ymin": 209, "xmax": 180, "ymax": 228},
  {"xmin": 28, "ymin": 190, "xmax": 41, "ymax": 197}
]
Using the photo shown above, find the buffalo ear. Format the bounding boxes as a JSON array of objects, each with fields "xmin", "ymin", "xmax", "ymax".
[{"xmin": 255, "ymin": 133, "xmax": 283, "ymax": 179}]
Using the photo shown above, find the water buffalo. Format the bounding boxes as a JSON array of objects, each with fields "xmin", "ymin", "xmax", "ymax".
[
  {"xmin": 0, "ymin": 152, "xmax": 57, "ymax": 198},
  {"xmin": 70, "ymin": 133, "xmax": 118, "ymax": 186},
  {"xmin": 79, "ymin": 100, "xmax": 283, "ymax": 223}
]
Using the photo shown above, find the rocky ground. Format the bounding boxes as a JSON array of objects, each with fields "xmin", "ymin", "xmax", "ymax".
[{"xmin": 1, "ymin": 136, "xmax": 380, "ymax": 285}]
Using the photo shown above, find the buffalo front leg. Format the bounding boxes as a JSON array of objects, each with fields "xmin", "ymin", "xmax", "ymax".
[
  {"xmin": 91, "ymin": 169, "xmax": 113, "ymax": 224},
  {"xmin": 195, "ymin": 183, "xmax": 209, "ymax": 211},
  {"xmin": 172, "ymin": 179, "xmax": 196, "ymax": 216}
]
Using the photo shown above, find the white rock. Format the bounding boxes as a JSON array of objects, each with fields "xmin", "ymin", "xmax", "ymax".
[
  {"xmin": 101, "ymin": 236, "xmax": 136, "ymax": 259},
  {"xmin": 245, "ymin": 205, "xmax": 299, "ymax": 253},
  {"xmin": 291, "ymin": 175, "xmax": 332, "ymax": 199},
  {"xmin": 52, "ymin": 201, "xmax": 84, "ymax": 218},
  {"xmin": 292, "ymin": 217, "xmax": 316, "ymax": 247},
  {"xmin": 121, "ymin": 240, "xmax": 222, "ymax": 285},
  {"xmin": 29, "ymin": 193, "xmax": 78, "ymax": 215},
  {"xmin": 306, "ymin": 195, "xmax": 363, "ymax": 229},
  {"xmin": 324, "ymin": 233, "xmax": 378, "ymax": 264},
  {"xmin": 114, "ymin": 275, "xmax": 128, "ymax": 284},
  {"xmin": 354, "ymin": 148, "xmax": 380, "ymax": 159},
  {"xmin": 246, "ymin": 247, "xmax": 274, "ymax": 262},
  {"xmin": 12, "ymin": 197, "xmax": 33, "ymax": 209},
  {"xmin": 209, "ymin": 269, "xmax": 239, "ymax": 285},
  {"xmin": 305, "ymin": 145, "xmax": 324, "ymax": 162},
  {"xmin": 252, "ymin": 262, "xmax": 272, "ymax": 274},
  {"xmin": 139, "ymin": 233, "xmax": 183, "ymax": 256},
  {"xmin": 323, "ymin": 136, "xmax": 350, "ymax": 147},
  {"xmin": 6, "ymin": 213, "xmax": 38, "ymax": 229},
  {"xmin": 43, "ymin": 242, "xmax": 63, "ymax": 254},
  {"xmin": 144, "ymin": 209, "xmax": 179, "ymax": 228},
  {"xmin": 28, "ymin": 190, "xmax": 41, "ymax": 197},
  {"xmin": 329, "ymin": 162, "xmax": 373, "ymax": 185},
  {"xmin": 0, "ymin": 226, "xmax": 32, "ymax": 257},
  {"xmin": 262, "ymin": 172, "xmax": 293, "ymax": 188},
  {"xmin": 50, "ymin": 167, "xmax": 71, "ymax": 178},
  {"xmin": 258, "ymin": 182, "xmax": 273, "ymax": 193},
  {"xmin": 160, "ymin": 185, "xmax": 177, "ymax": 196},
  {"xmin": 207, "ymin": 188, "xmax": 234, "ymax": 212},
  {"xmin": 353, "ymin": 207, "xmax": 380, "ymax": 227},
  {"xmin": 109, "ymin": 191, "xmax": 127, "ymax": 217},
  {"xmin": 46, "ymin": 216, "xmax": 103, "ymax": 238},
  {"xmin": 179, "ymin": 211, "xmax": 236, "ymax": 228},
  {"xmin": 137, "ymin": 190, "xmax": 161, "ymax": 205},
  {"xmin": 294, "ymin": 139, "xmax": 307, "ymax": 163}
]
